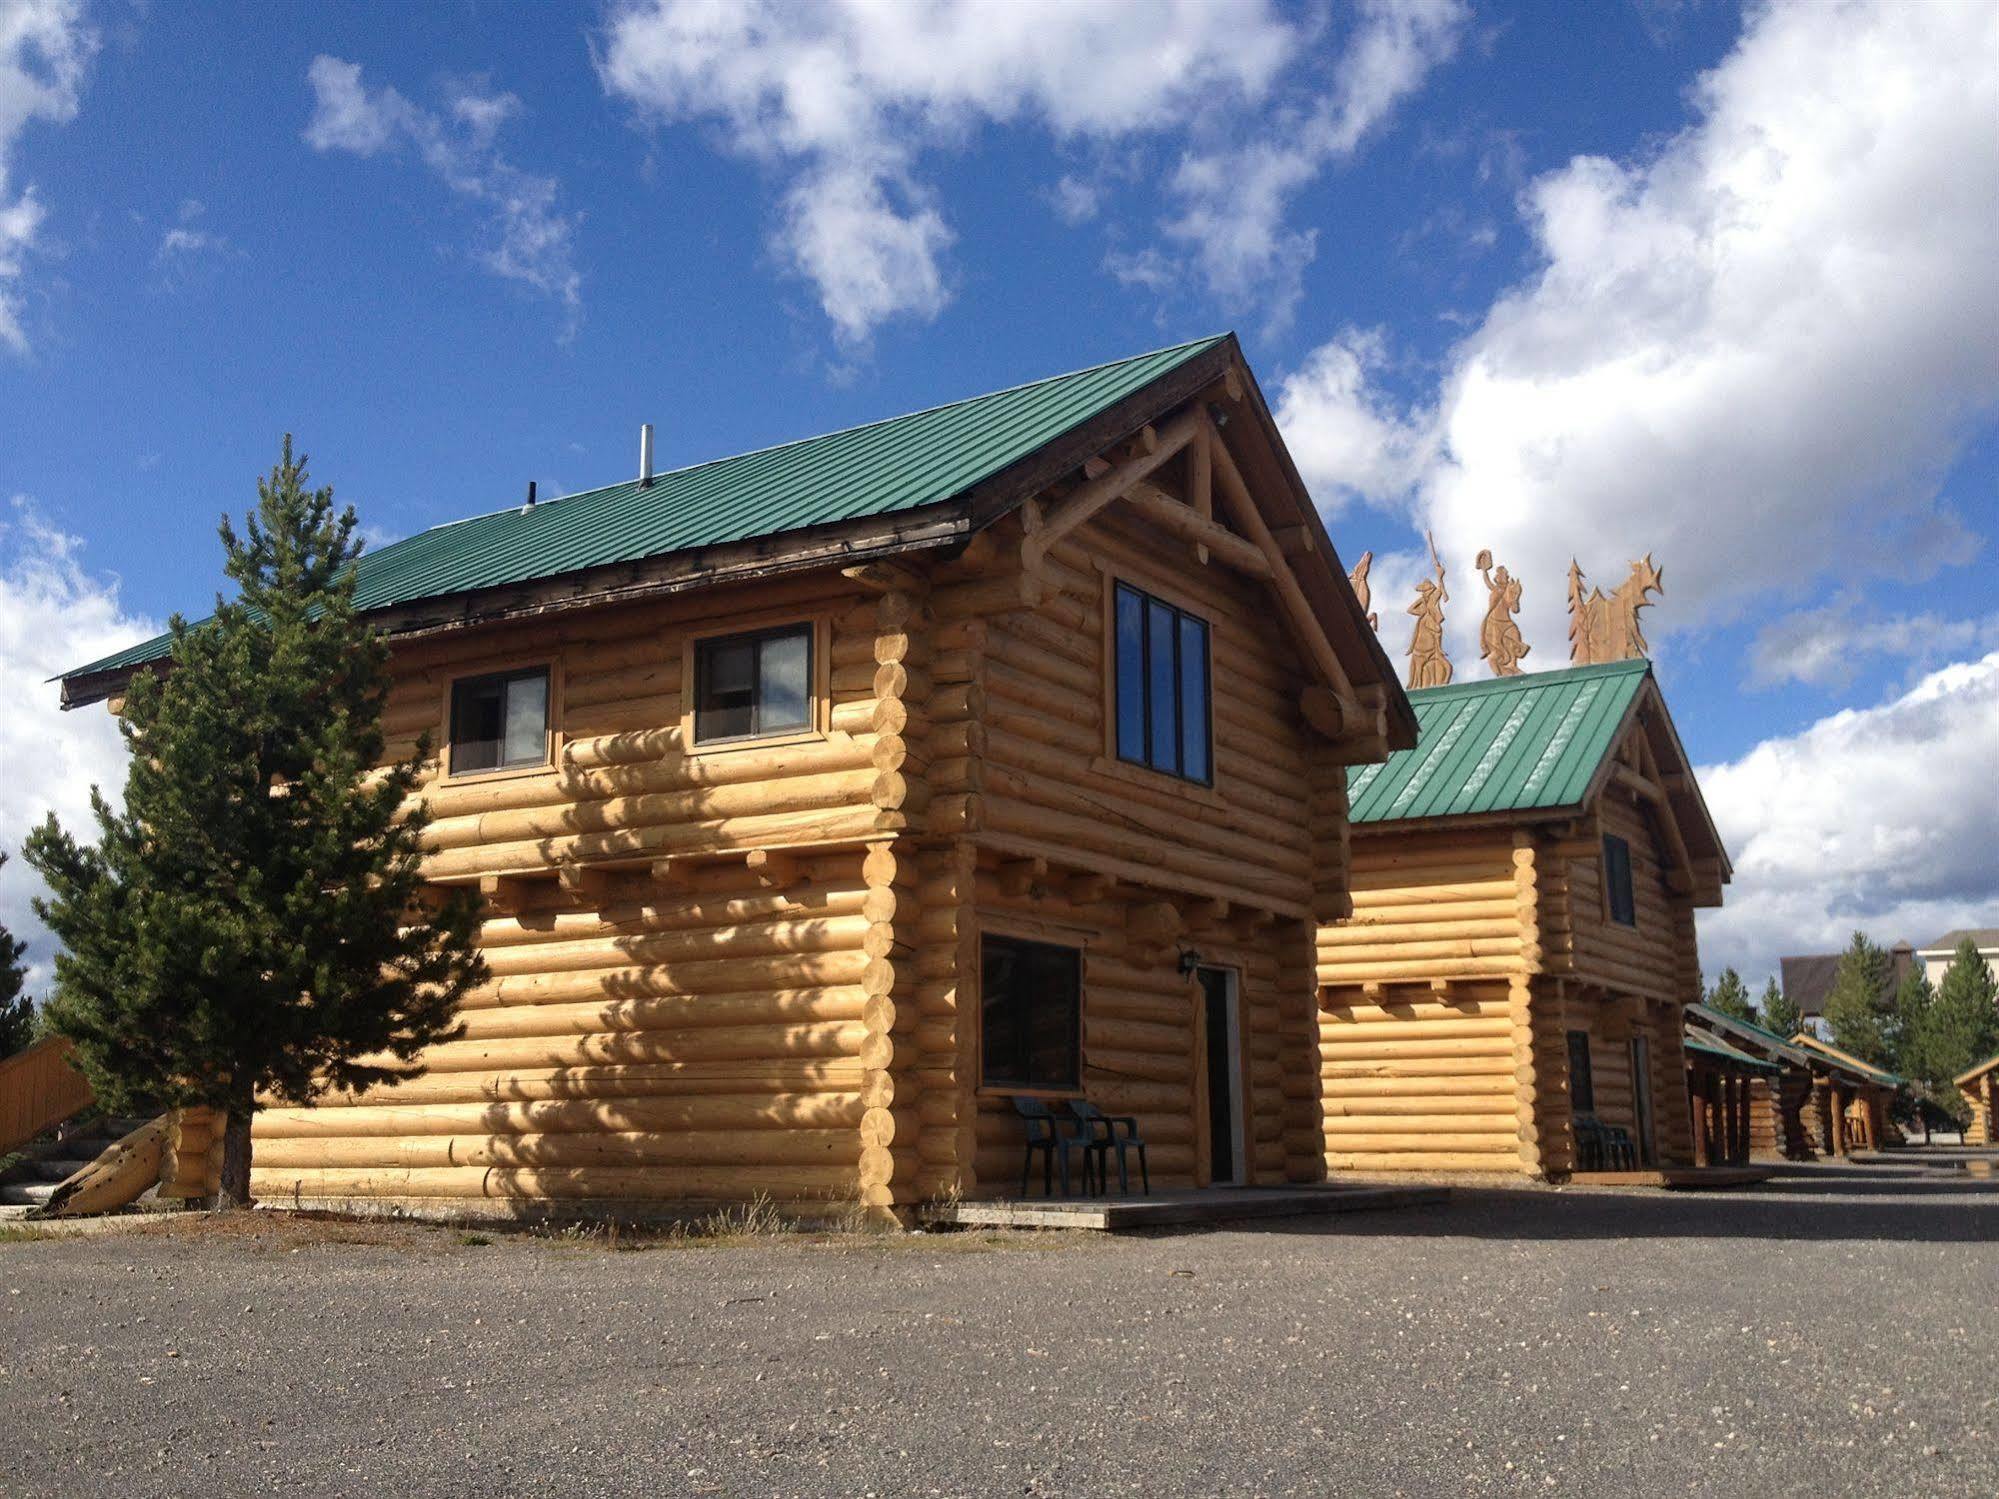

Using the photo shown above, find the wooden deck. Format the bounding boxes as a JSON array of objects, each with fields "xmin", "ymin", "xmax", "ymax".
[
  {"xmin": 1568, "ymin": 1165, "xmax": 1776, "ymax": 1189},
  {"xmin": 918, "ymin": 1183, "xmax": 1449, "ymax": 1231}
]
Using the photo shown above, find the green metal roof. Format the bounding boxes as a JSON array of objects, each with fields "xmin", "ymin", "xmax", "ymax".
[
  {"xmin": 68, "ymin": 334, "xmax": 1228, "ymax": 682},
  {"xmin": 1348, "ymin": 660, "xmax": 1650, "ymax": 825},
  {"xmin": 1686, "ymin": 1003, "xmax": 1813, "ymax": 1067},
  {"xmin": 1684, "ymin": 1033, "xmax": 1780, "ymax": 1072}
]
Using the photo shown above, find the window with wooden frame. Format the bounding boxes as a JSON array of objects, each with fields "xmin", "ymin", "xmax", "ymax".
[
  {"xmin": 980, "ymin": 934, "xmax": 1083, "ymax": 1093},
  {"xmin": 1603, "ymin": 833, "xmax": 1637, "ymax": 927},
  {"xmin": 691, "ymin": 623, "xmax": 813, "ymax": 746},
  {"xmin": 447, "ymin": 665, "xmax": 551, "ymax": 776},
  {"xmin": 1566, "ymin": 1030, "xmax": 1596, "ymax": 1113},
  {"xmin": 1112, "ymin": 580, "xmax": 1211, "ymax": 784}
]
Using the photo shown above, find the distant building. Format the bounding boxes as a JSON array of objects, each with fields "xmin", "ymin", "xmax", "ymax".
[
  {"xmin": 1915, "ymin": 928, "xmax": 1999, "ymax": 990},
  {"xmin": 1778, "ymin": 940, "xmax": 1915, "ymax": 1037}
]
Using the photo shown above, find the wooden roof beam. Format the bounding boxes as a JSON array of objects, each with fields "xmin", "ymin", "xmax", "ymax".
[
  {"xmin": 1202, "ymin": 416, "xmax": 1385, "ymax": 765},
  {"xmin": 1022, "ymin": 407, "xmax": 1203, "ymax": 574},
  {"xmin": 1128, "ymin": 488, "xmax": 1271, "ymax": 579}
]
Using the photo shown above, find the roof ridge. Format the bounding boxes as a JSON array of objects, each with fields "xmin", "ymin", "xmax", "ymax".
[
  {"xmin": 1405, "ymin": 658, "xmax": 1651, "ymax": 703},
  {"xmin": 417, "ymin": 333, "xmax": 1231, "ymax": 537}
]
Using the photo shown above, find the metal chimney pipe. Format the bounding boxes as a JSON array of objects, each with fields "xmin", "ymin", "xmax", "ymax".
[
  {"xmin": 639, "ymin": 423, "xmax": 655, "ymax": 488},
  {"xmin": 521, "ymin": 480, "xmax": 537, "ymax": 514}
]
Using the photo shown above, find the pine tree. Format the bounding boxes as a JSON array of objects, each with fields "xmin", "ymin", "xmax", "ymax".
[
  {"xmin": 1821, "ymin": 931, "xmax": 1896, "ymax": 1068},
  {"xmin": 1706, "ymin": 967, "xmax": 1756, "ymax": 1024},
  {"xmin": 1760, "ymin": 977, "xmax": 1801, "ymax": 1039},
  {"xmin": 1893, "ymin": 965, "xmax": 1936, "ymax": 1089},
  {"xmin": 0, "ymin": 854, "xmax": 31, "ymax": 1057},
  {"xmin": 26, "ymin": 439, "xmax": 485, "ymax": 1207},
  {"xmin": 1922, "ymin": 938, "xmax": 1999, "ymax": 1119}
]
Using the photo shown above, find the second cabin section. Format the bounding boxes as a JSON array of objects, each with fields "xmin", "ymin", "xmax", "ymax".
[
  {"xmin": 60, "ymin": 333, "xmax": 1412, "ymax": 1218},
  {"xmin": 1316, "ymin": 661, "xmax": 1731, "ymax": 1179}
]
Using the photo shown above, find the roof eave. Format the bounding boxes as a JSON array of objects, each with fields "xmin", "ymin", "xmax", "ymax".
[{"xmin": 60, "ymin": 502, "xmax": 978, "ymax": 709}]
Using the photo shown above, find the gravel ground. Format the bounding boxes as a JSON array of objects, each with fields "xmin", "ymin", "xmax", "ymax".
[{"xmin": 2, "ymin": 1157, "xmax": 1994, "ymax": 1499}]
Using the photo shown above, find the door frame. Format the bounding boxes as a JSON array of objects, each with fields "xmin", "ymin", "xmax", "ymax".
[
  {"xmin": 1195, "ymin": 965, "xmax": 1247, "ymax": 1187},
  {"xmin": 1629, "ymin": 1034, "xmax": 1657, "ymax": 1166}
]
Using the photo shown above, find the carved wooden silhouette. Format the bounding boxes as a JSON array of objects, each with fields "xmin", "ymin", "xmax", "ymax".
[
  {"xmin": 1475, "ymin": 548, "xmax": 1529, "ymax": 676},
  {"xmin": 1568, "ymin": 554, "xmax": 1663, "ymax": 664},
  {"xmin": 1349, "ymin": 550, "xmax": 1378, "ymax": 630},
  {"xmin": 1406, "ymin": 531, "xmax": 1453, "ymax": 688}
]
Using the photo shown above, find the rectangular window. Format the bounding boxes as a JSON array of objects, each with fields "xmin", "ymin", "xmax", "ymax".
[
  {"xmin": 1603, "ymin": 833, "xmax": 1637, "ymax": 927},
  {"xmin": 980, "ymin": 935, "xmax": 1082, "ymax": 1092},
  {"xmin": 693, "ymin": 624, "xmax": 813, "ymax": 744},
  {"xmin": 1566, "ymin": 1030, "xmax": 1596, "ymax": 1114},
  {"xmin": 1112, "ymin": 581, "xmax": 1212, "ymax": 784},
  {"xmin": 448, "ymin": 666, "xmax": 550, "ymax": 776}
]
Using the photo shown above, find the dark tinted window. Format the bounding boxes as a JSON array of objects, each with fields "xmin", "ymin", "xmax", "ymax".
[
  {"xmin": 981, "ymin": 935, "xmax": 1082, "ymax": 1091},
  {"xmin": 694, "ymin": 625, "xmax": 812, "ymax": 744},
  {"xmin": 1112, "ymin": 581, "xmax": 1211, "ymax": 784},
  {"xmin": 449, "ymin": 667, "xmax": 549, "ymax": 775},
  {"xmin": 1566, "ymin": 1030, "xmax": 1596, "ymax": 1114},
  {"xmin": 1604, "ymin": 834, "xmax": 1636, "ymax": 926}
]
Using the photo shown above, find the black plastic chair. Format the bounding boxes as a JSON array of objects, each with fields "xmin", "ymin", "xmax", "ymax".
[
  {"xmin": 1068, "ymin": 1099, "xmax": 1149, "ymax": 1195},
  {"xmin": 1602, "ymin": 1123, "xmax": 1638, "ymax": 1170},
  {"xmin": 1011, "ymin": 1097, "xmax": 1097, "ymax": 1197},
  {"xmin": 1573, "ymin": 1113, "xmax": 1608, "ymax": 1171}
]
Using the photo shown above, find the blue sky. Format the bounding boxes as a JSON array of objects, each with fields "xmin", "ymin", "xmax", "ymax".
[{"xmin": 1, "ymin": 0, "xmax": 1994, "ymax": 983}]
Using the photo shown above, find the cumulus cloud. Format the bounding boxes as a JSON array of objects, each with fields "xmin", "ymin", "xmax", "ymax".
[
  {"xmin": 1275, "ymin": 0, "xmax": 1999, "ymax": 667},
  {"xmin": 0, "ymin": 498, "xmax": 156, "ymax": 992},
  {"xmin": 1749, "ymin": 603, "xmax": 1999, "ymax": 689},
  {"xmin": 600, "ymin": 0, "xmax": 1433, "ymax": 344},
  {"xmin": 305, "ymin": 55, "xmax": 582, "ymax": 334},
  {"xmin": 1694, "ymin": 652, "xmax": 1999, "ymax": 981},
  {"xmin": 1160, "ymin": 0, "xmax": 1467, "ymax": 320},
  {"xmin": 0, "ymin": 0, "xmax": 96, "ymax": 351}
]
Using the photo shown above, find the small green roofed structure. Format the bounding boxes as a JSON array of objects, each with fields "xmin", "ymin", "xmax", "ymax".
[
  {"xmin": 1684, "ymin": 1001, "xmax": 1820, "ymax": 1160},
  {"xmin": 1318, "ymin": 660, "xmax": 1731, "ymax": 1181}
]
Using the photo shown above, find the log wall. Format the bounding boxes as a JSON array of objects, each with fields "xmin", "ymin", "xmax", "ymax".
[
  {"xmin": 1316, "ymin": 829, "xmax": 1532, "ymax": 1173},
  {"xmin": 250, "ymin": 577, "xmax": 914, "ymax": 1212}
]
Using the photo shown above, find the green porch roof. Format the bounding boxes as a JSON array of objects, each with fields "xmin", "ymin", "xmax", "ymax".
[
  {"xmin": 1684, "ymin": 1033, "xmax": 1780, "ymax": 1072},
  {"xmin": 1347, "ymin": 660, "xmax": 1651, "ymax": 825},
  {"xmin": 68, "ymin": 334, "xmax": 1228, "ymax": 683}
]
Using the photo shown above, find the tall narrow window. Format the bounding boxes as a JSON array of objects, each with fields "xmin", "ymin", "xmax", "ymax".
[
  {"xmin": 981, "ymin": 935, "xmax": 1082, "ymax": 1091},
  {"xmin": 1603, "ymin": 833, "xmax": 1637, "ymax": 927},
  {"xmin": 694, "ymin": 624, "xmax": 813, "ymax": 744},
  {"xmin": 449, "ymin": 666, "xmax": 550, "ymax": 775},
  {"xmin": 1566, "ymin": 1030, "xmax": 1596, "ymax": 1114},
  {"xmin": 1112, "ymin": 581, "xmax": 1212, "ymax": 784}
]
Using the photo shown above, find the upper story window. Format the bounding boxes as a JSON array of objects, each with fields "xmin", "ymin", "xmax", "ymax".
[
  {"xmin": 1112, "ymin": 581, "xmax": 1211, "ymax": 784},
  {"xmin": 448, "ymin": 666, "xmax": 550, "ymax": 776},
  {"xmin": 1603, "ymin": 833, "xmax": 1637, "ymax": 927},
  {"xmin": 981, "ymin": 934, "xmax": 1083, "ymax": 1092},
  {"xmin": 693, "ymin": 623, "xmax": 812, "ymax": 745}
]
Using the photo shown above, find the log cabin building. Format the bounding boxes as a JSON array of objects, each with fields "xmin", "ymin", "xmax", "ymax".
[
  {"xmin": 1789, "ymin": 1033, "xmax": 1904, "ymax": 1155},
  {"xmin": 58, "ymin": 334, "xmax": 1415, "ymax": 1220},
  {"xmin": 1957, "ymin": 1052, "xmax": 1998, "ymax": 1146},
  {"xmin": 1682, "ymin": 1003, "xmax": 1816, "ymax": 1161},
  {"xmin": 1680, "ymin": 1022, "xmax": 1779, "ymax": 1168},
  {"xmin": 1315, "ymin": 661, "xmax": 1731, "ymax": 1178}
]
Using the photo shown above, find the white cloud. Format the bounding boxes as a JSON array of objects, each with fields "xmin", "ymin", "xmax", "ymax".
[
  {"xmin": 1275, "ymin": 0, "xmax": 1999, "ymax": 672},
  {"xmin": 305, "ymin": 55, "xmax": 582, "ymax": 334},
  {"xmin": 0, "ymin": 0, "xmax": 96, "ymax": 351},
  {"xmin": 1749, "ymin": 604, "xmax": 1999, "ymax": 689},
  {"xmin": 1049, "ymin": 174, "xmax": 1099, "ymax": 226},
  {"xmin": 597, "ymin": 0, "xmax": 1312, "ymax": 344},
  {"xmin": 1695, "ymin": 652, "xmax": 1999, "ymax": 981},
  {"xmin": 153, "ymin": 197, "xmax": 230, "ymax": 273},
  {"xmin": 1160, "ymin": 0, "xmax": 1467, "ymax": 320},
  {"xmin": 0, "ymin": 498, "xmax": 156, "ymax": 992}
]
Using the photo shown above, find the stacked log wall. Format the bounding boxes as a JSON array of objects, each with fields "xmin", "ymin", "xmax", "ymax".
[
  {"xmin": 1316, "ymin": 829, "xmax": 1529, "ymax": 1173},
  {"xmin": 979, "ymin": 504, "xmax": 1319, "ymax": 920},
  {"xmin": 250, "ymin": 577, "xmax": 917, "ymax": 1210}
]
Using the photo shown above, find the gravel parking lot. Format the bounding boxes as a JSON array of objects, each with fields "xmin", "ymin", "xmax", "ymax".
[{"xmin": 2, "ymin": 1157, "xmax": 1993, "ymax": 1498}]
